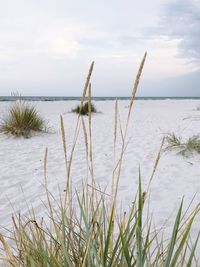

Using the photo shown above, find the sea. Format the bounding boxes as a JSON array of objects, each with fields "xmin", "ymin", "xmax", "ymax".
[{"xmin": 0, "ymin": 96, "xmax": 200, "ymax": 101}]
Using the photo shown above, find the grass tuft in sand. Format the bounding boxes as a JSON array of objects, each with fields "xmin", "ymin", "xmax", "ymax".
[
  {"xmin": 72, "ymin": 101, "xmax": 97, "ymax": 115},
  {"xmin": 165, "ymin": 133, "xmax": 200, "ymax": 156},
  {"xmin": 0, "ymin": 100, "xmax": 47, "ymax": 138}
]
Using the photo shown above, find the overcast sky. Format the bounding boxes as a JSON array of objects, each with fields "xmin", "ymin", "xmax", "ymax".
[{"xmin": 0, "ymin": 0, "xmax": 199, "ymax": 96}]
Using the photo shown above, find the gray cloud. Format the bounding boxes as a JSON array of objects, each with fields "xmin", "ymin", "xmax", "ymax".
[
  {"xmin": 157, "ymin": 0, "xmax": 200, "ymax": 61},
  {"xmin": 140, "ymin": 70, "xmax": 200, "ymax": 97}
]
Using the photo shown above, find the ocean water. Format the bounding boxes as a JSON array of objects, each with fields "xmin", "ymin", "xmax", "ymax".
[{"xmin": 0, "ymin": 96, "xmax": 200, "ymax": 101}]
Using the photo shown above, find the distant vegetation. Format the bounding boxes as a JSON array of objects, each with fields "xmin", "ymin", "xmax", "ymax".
[
  {"xmin": 0, "ymin": 101, "xmax": 47, "ymax": 138},
  {"xmin": 72, "ymin": 101, "xmax": 97, "ymax": 115},
  {"xmin": 165, "ymin": 133, "xmax": 200, "ymax": 156}
]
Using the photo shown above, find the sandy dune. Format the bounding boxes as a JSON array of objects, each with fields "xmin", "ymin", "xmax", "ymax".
[{"xmin": 0, "ymin": 100, "xmax": 200, "ymax": 237}]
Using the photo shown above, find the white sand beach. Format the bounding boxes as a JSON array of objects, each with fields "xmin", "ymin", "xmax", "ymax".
[{"xmin": 0, "ymin": 99, "xmax": 200, "ymax": 238}]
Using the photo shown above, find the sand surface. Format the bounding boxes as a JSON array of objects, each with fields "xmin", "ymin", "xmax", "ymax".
[{"xmin": 0, "ymin": 100, "xmax": 200, "ymax": 239}]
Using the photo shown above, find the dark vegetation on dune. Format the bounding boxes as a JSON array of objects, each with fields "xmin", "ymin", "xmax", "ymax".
[
  {"xmin": 72, "ymin": 101, "xmax": 97, "ymax": 115},
  {"xmin": 165, "ymin": 133, "xmax": 200, "ymax": 156}
]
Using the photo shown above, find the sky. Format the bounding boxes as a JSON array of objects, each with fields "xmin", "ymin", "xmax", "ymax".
[{"xmin": 0, "ymin": 0, "xmax": 199, "ymax": 97}]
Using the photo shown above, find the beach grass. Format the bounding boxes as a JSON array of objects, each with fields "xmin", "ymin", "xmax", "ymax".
[
  {"xmin": 0, "ymin": 100, "xmax": 47, "ymax": 138},
  {"xmin": 72, "ymin": 101, "xmax": 97, "ymax": 115},
  {"xmin": 165, "ymin": 133, "xmax": 200, "ymax": 156},
  {"xmin": 0, "ymin": 54, "xmax": 200, "ymax": 266},
  {"xmin": 1, "ymin": 176, "xmax": 199, "ymax": 266}
]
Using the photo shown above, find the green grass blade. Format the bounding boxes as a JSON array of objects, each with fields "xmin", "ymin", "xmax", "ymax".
[
  {"xmin": 103, "ymin": 205, "xmax": 115, "ymax": 267},
  {"xmin": 186, "ymin": 232, "xmax": 200, "ymax": 267},
  {"xmin": 170, "ymin": 213, "xmax": 197, "ymax": 267},
  {"xmin": 136, "ymin": 168, "xmax": 143, "ymax": 267},
  {"xmin": 119, "ymin": 226, "xmax": 131, "ymax": 266},
  {"xmin": 164, "ymin": 199, "xmax": 183, "ymax": 267},
  {"xmin": 142, "ymin": 222, "xmax": 152, "ymax": 266},
  {"xmin": 54, "ymin": 224, "xmax": 73, "ymax": 267}
]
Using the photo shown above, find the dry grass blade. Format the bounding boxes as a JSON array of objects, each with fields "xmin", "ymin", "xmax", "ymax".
[
  {"xmin": 88, "ymin": 83, "xmax": 96, "ymax": 202},
  {"xmin": 80, "ymin": 61, "xmax": 94, "ymax": 109},
  {"xmin": 88, "ymin": 82, "xmax": 92, "ymax": 164},
  {"xmin": 114, "ymin": 98, "xmax": 118, "ymax": 147},
  {"xmin": 81, "ymin": 117, "xmax": 89, "ymax": 161},
  {"xmin": 60, "ymin": 115, "xmax": 71, "ymax": 211},
  {"xmin": 113, "ymin": 52, "xmax": 147, "ymax": 205},
  {"xmin": 60, "ymin": 115, "xmax": 67, "ymax": 170},
  {"xmin": 64, "ymin": 62, "xmax": 94, "ymax": 209},
  {"xmin": 44, "ymin": 147, "xmax": 48, "ymax": 182},
  {"xmin": 0, "ymin": 234, "xmax": 18, "ymax": 266},
  {"xmin": 88, "ymin": 83, "xmax": 92, "ymax": 160},
  {"xmin": 129, "ymin": 52, "xmax": 147, "ymax": 112},
  {"xmin": 146, "ymin": 137, "xmax": 165, "ymax": 193},
  {"xmin": 111, "ymin": 98, "xmax": 118, "ymax": 202}
]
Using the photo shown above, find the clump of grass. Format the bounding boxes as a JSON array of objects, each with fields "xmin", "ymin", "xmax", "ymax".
[
  {"xmin": 165, "ymin": 133, "xmax": 200, "ymax": 156},
  {"xmin": 165, "ymin": 133, "xmax": 182, "ymax": 148},
  {"xmin": 186, "ymin": 135, "xmax": 200, "ymax": 153},
  {"xmin": 0, "ymin": 55, "xmax": 200, "ymax": 266},
  {"xmin": 0, "ymin": 101, "xmax": 47, "ymax": 138},
  {"xmin": 72, "ymin": 101, "xmax": 97, "ymax": 115},
  {"xmin": 1, "ymin": 176, "xmax": 199, "ymax": 267}
]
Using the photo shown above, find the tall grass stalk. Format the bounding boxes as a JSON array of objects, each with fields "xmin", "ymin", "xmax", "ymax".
[
  {"xmin": 111, "ymin": 52, "xmax": 147, "ymax": 208},
  {"xmin": 63, "ymin": 61, "xmax": 94, "ymax": 212},
  {"xmin": 0, "ymin": 55, "xmax": 200, "ymax": 266}
]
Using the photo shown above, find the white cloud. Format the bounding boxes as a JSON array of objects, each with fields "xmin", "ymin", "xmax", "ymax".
[
  {"xmin": 155, "ymin": 0, "xmax": 200, "ymax": 62},
  {"xmin": 0, "ymin": 0, "xmax": 199, "ymax": 96}
]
